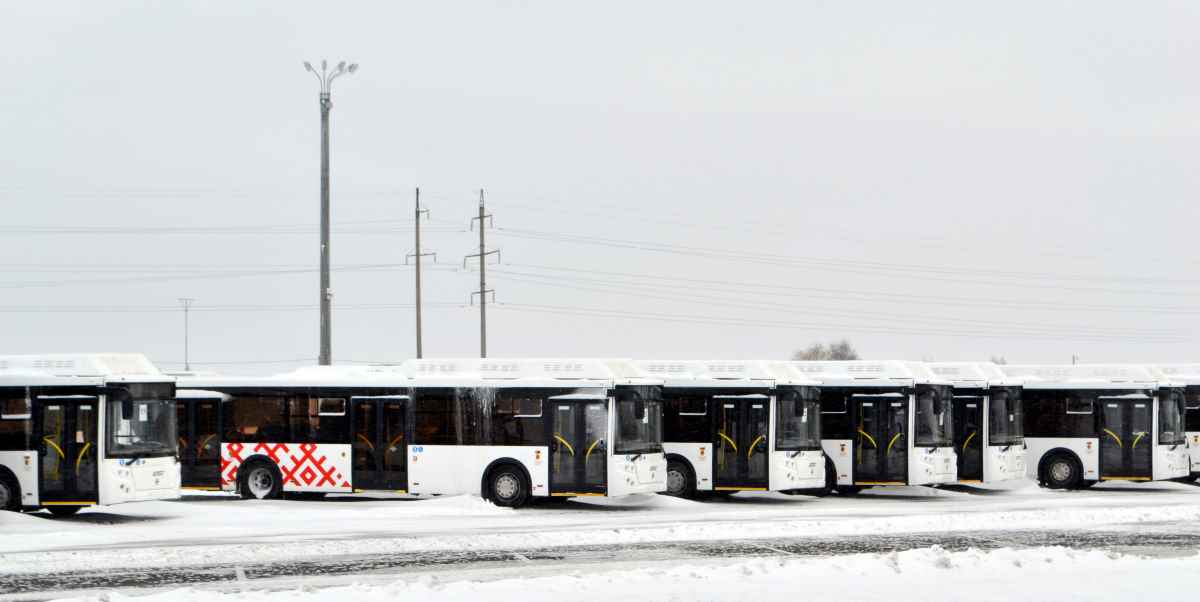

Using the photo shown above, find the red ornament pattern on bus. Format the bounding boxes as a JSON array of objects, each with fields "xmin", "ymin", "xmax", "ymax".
[{"xmin": 221, "ymin": 442, "xmax": 353, "ymax": 491}]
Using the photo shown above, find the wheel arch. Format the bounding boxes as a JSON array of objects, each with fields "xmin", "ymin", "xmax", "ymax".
[
  {"xmin": 664, "ymin": 453, "xmax": 695, "ymax": 477},
  {"xmin": 479, "ymin": 457, "xmax": 532, "ymax": 501}
]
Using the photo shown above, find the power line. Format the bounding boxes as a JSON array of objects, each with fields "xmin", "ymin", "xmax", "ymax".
[
  {"xmin": 494, "ymin": 228, "xmax": 1200, "ymax": 295},
  {"xmin": 490, "ymin": 270, "xmax": 1182, "ymax": 340},
  {"xmin": 491, "ymin": 302, "xmax": 1186, "ymax": 343}
]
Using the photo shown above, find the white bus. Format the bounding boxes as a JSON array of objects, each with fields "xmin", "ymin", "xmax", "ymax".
[
  {"xmin": 792, "ymin": 361, "xmax": 957, "ymax": 493},
  {"xmin": 1145, "ymin": 365, "xmax": 1200, "ymax": 482},
  {"xmin": 0, "ymin": 354, "xmax": 180, "ymax": 516},
  {"xmin": 176, "ymin": 359, "xmax": 666, "ymax": 507},
  {"xmin": 632, "ymin": 360, "xmax": 825, "ymax": 498},
  {"xmin": 402, "ymin": 358, "xmax": 666, "ymax": 506},
  {"xmin": 999, "ymin": 364, "xmax": 1189, "ymax": 488},
  {"xmin": 927, "ymin": 362, "xmax": 1027, "ymax": 484}
]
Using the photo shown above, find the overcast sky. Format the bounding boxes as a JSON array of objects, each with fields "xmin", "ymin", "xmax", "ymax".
[{"xmin": 1, "ymin": 2, "xmax": 1197, "ymax": 373}]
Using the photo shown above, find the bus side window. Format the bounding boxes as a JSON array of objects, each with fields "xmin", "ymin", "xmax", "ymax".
[
  {"xmin": 0, "ymin": 389, "xmax": 31, "ymax": 450},
  {"xmin": 227, "ymin": 396, "xmax": 287, "ymax": 443},
  {"xmin": 664, "ymin": 395, "xmax": 708, "ymax": 442},
  {"xmin": 492, "ymin": 392, "xmax": 545, "ymax": 445},
  {"xmin": 288, "ymin": 397, "xmax": 348, "ymax": 444},
  {"xmin": 414, "ymin": 391, "xmax": 459, "ymax": 445}
]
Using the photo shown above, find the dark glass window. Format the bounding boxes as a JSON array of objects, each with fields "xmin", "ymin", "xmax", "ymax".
[
  {"xmin": 1023, "ymin": 390, "xmax": 1099, "ymax": 438},
  {"xmin": 288, "ymin": 397, "xmax": 347, "ymax": 444},
  {"xmin": 1156, "ymin": 390, "xmax": 1185, "ymax": 445},
  {"xmin": 915, "ymin": 385, "xmax": 953, "ymax": 447},
  {"xmin": 988, "ymin": 387, "xmax": 1023, "ymax": 445},
  {"xmin": 492, "ymin": 391, "xmax": 545, "ymax": 445},
  {"xmin": 224, "ymin": 397, "xmax": 287, "ymax": 443},
  {"xmin": 0, "ymin": 389, "xmax": 30, "ymax": 451},
  {"xmin": 776, "ymin": 387, "xmax": 821, "ymax": 451},
  {"xmin": 1184, "ymin": 387, "xmax": 1200, "ymax": 432},
  {"xmin": 662, "ymin": 393, "xmax": 710, "ymax": 443},
  {"xmin": 414, "ymin": 390, "xmax": 458, "ymax": 445},
  {"xmin": 615, "ymin": 392, "xmax": 662, "ymax": 455}
]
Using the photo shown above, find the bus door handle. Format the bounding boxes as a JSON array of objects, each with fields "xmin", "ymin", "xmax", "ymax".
[{"xmin": 787, "ymin": 450, "xmax": 802, "ymax": 459}]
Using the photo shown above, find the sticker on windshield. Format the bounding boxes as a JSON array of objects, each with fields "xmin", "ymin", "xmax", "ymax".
[{"xmin": 138, "ymin": 404, "xmax": 148, "ymax": 422}]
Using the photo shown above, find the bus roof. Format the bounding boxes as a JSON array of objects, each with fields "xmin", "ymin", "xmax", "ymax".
[
  {"xmin": 788, "ymin": 360, "xmax": 951, "ymax": 387},
  {"xmin": 1146, "ymin": 364, "xmax": 1200, "ymax": 385},
  {"xmin": 927, "ymin": 362, "xmax": 1022, "ymax": 388},
  {"xmin": 0, "ymin": 353, "xmax": 170, "ymax": 386},
  {"xmin": 998, "ymin": 364, "xmax": 1163, "ymax": 389},
  {"xmin": 399, "ymin": 358, "xmax": 661, "ymax": 388},
  {"xmin": 632, "ymin": 360, "xmax": 819, "ymax": 388},
  {"xmin": 178, "ymin": 364, "xmax": 410, "ymax": 389}
]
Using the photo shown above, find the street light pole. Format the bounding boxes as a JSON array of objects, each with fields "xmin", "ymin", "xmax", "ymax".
[
  {"xmin": 178, "ymin": 298, "xmax": 195, "ymax": 372},
  {"xmin": 304, "ymin": 59, "xmax": 358, "ymax": 366}
]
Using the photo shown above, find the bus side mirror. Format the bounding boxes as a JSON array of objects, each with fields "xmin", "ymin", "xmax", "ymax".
[
  {"xmin": 122, "ymin": 399, "xmax": 134, "ymax": 420},
  {"xmin": 635, "ymin": 399, "xmax": 646, "ymax": 420}
]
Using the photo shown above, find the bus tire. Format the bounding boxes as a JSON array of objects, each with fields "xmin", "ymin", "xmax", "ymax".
[
  {"xmin": 239, "ymin": 460, "xmax": 283, "ymax": 500},
  {"xmin": 1040, "ymin": 453, "xmax": 1082, "ymax": 490},
  {"xmin": 816, "ymin": 458, "xmax": 838, "ymax": 497},
  {"xmin": 664, "ymin": 458, "xmax": 696, "ymax": 499},
  {"xmin": 486, "ymin": 463, "xmax": 530, "ymax": 508},
  {"xmin": 0, "ymin": 470, "xmax": 20, "ymax": 512},
  {"xmin": 46, "ymin": 505, "xmax": 83, "ymax": 517}
]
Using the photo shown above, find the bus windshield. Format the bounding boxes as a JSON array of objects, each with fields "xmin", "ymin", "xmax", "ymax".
[
  {"xmin": 776, "ymin": 387, "xmax": 821, "ymax": 450},
  {"xmin": 989, "ymin": 387, "xmax": 1024, "ymax": 446},
  {"xmin": 615, "ymin": 395, "xmax": 663, "ymax": 455},
  {"xmin": 107, "ymin": 385, "xmax": 177, "ymax": 458},
  {"xmin": 915, "ymin": 385, "xmax": 953, "ymax": 447},
  {"xmin": 1158, "ymin": 389, "xmax": 1186, "ymax": 446}
]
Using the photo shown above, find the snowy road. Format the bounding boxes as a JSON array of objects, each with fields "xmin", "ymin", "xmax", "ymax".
[{"xmin": 3, "ymin": 481, "xmax": 1200, "ymax": 601}]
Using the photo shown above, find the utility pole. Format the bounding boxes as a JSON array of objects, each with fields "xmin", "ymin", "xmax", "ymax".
[
  {"xmin": 303, "ymin": 59, "xmax": 359, "ymax": 365},
  {"xmin": 178, "ymin": 298, "xmax": 195, "ymax": 372},
  {"xmin": 464, "ymin": 189, "xmax": 498, "ymax": 357},
  {"xmin": 406, "ymin": 188, "xmax": 435, "ymax": 358}
]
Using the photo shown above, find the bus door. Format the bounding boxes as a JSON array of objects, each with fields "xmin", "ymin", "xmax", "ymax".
[
  {"xmin": 351, "ymin": 396, "xmax": 410, "ymax": 491},
  {"xmin": 854, "ymin": 395, "xmax": 908, "ymax": 484},
  {"xmin": 953, "ymin": 397, "xmax": 984, "ymax": 481},
  {"xmin": 1099, "ymin": 398, "xmax": 1152, "ymax": 480},
  {"xmin": 548, "ymin": 398, "xmax": 607, "ymax": 495},
  {"xmin": 178, "ymin": 398, "xmax": 222, "ymax": 487},
  {"xmin": 712, "ymin": 395, "xmax": 769, "ymax": 490},
  {"xmin": 36, "ymin": 395, "xmax": 99, "ymax": 504}
]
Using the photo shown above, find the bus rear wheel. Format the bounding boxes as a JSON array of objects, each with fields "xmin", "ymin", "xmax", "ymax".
[
  {"xmin": 239, "ymin": 461, "xmax": 283, "ymax": 500},
  {"xmin": 664, "ymin": 460, "xmax": 696, "ymax": 498},
  {"xmin": 0, "ymin": 474, "xmax": 19, "ymax": 512},
  {"xmin": 46, "ymin": 505, "xmax": 83, "ymax": 517},
  {"xmin": 1041, "ymin": 454, "xmax": 1082, "ymax": 490},
  {"xmin": 487, "ymin": 464, "xmax": 530, "ymax": 508}
]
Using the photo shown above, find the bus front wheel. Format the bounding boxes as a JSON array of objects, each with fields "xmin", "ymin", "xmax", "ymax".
[
  {"xmin": 664, "ymin": 459, "xmax": 696, "ymax": 498},
  {"xmin": 1041, "ymin": 454, "xmax": 1082, "ymax": 490},
  {"xmin": 487, "ymin": 464, "xmax": 530, "ymax": 508},
  {"xmin": 0, "ymin": 474, "xmax": 19, "ymax": 512},
  {"xmin": 239, "ymin": 461, "xmax": 283, "ymax": 500}
]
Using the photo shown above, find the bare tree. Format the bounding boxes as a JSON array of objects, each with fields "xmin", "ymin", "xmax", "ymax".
[{"xmin": 792, "ymin": 339, "xmax": 860, "ymax": 361}]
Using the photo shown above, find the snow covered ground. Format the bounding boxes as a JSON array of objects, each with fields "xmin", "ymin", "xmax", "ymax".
[
  {"xmin": 48, "ymin": 546, "xmax": 1200, "ymax": 602},
  {"xmin": 3, "ymin": 480, "xmax": 1200, "ymax": 600}
]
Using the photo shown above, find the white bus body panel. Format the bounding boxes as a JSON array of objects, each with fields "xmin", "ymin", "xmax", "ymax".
[
  {"xmin": 822, "ymin": 439, "xmax": 853, "ymax": 485},
  {"xmin": 608, "ymin": 452, "xmax": 667, "ymax": 496},
  {"xmin": 98, "ymin": 456, "xmax": 180, "ymax": 505},
  {"xmin": 909, "ymin": 446, "xmax": 957, "ymax": 485},
  {"xmin": 769, "ymin": 449, "xmax": 825, "ymax": 490},
  {"xmin": 983, "ymin": 444, "xmax": 1027, "ymax": 483},
  {"xmin": 1190, "ymin": 431, "xmax": 1200, "ymax": 476},
  {"xmin": 1024, "ymin": 437, "xmax": 1099, "ymax": 482},
  {"xmin": 220, "ymin": 442, "xmax": 355, "ymax": 493},
  {"xmin": 0, "ymin": 450, "xmax": 39, "ymax": 506},
  {"xmin": 662, "ymin": 442, "xmax": 713, "ymax": 491},
  {"xmin": 1153, "ymin": 443, "xmax": 1190, "ymax": 481},
  {"xmin": 407, "ymin": 445, "xmax": 551, "ymax": 497}
]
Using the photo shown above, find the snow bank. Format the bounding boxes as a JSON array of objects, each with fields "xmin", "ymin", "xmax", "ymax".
[{"xmin": 51, "ymin": 546, "xmax": 1200, "ymax": 602}]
